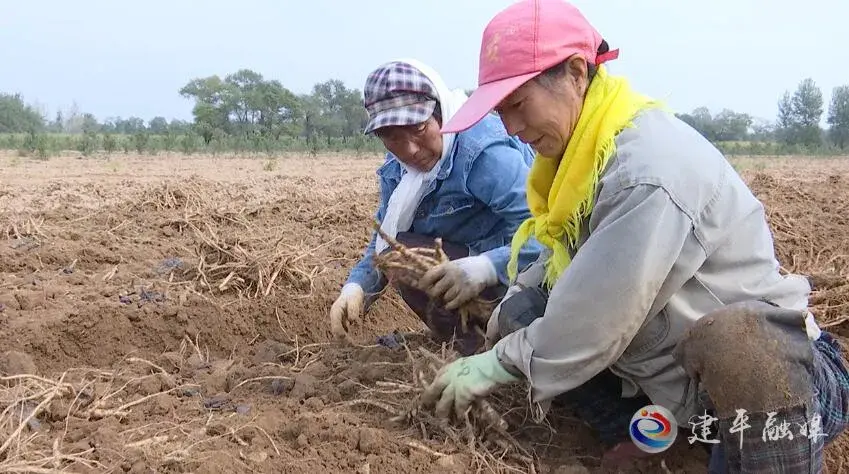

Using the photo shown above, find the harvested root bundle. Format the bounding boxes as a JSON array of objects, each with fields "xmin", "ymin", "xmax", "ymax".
[
  {"xmin": 177, "ymin": 219, "xmax": 321, "ymax": 299},
  {"xmin": 371, "ymin": 220, "xmax": 497, "ymax": 336},
  {"xmin": 345, "ymin": 340, "xmax": 538, "ymax": 473},
  {"xmin": 179, "ymin": 218, "xmax": 315, "ymax": 298}
]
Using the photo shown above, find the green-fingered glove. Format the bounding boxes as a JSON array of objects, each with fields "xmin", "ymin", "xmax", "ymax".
[{"xmin": 420, "ymin": 349, "xmax": 520, "ymax": 419}]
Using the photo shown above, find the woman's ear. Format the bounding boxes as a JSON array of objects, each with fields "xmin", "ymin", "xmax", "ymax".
[{"xmin": 566, "ymin": 56, "xmax": 590, "ymax": 96}]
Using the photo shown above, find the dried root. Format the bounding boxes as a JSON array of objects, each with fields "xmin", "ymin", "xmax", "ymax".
[
  {"xmin": 178, "ymin": 219, "xmax": 324, "ymax": 299},
  {"xmin": 135, "ymin": 179, "xmax": 328, "ymax": 299},
  {"xmin": 337, "ymin": 339, "xmax": 539, "ymax": 473},
  {"xmin": 2, "ymin": 215, "xmax": 47, "ymax": 243},
  {"xmin": 371, "ymin": 220, "xmax": 497, "ymax": 335},
  {"xmin": 0, "ymin": 359, "xmax": 189, "ymax": 472}
]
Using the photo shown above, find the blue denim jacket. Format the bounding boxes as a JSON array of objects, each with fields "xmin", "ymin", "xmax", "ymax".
[{"xmin": 346, "ymin": 113, "xmax": 544, "ymax": 297}]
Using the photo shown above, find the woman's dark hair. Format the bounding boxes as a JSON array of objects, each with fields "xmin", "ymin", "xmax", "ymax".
[
  {"xmin": 432, "ymin": 103, "xmax": 443, "ymax": 125},
  {"xmin": 535, "ymin": 39, "xmax": 610, "ymax": 91}
]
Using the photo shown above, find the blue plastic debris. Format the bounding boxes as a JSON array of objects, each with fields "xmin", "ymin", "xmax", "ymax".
[
  {"xmin": 203, "ymin": 395, "xmax": 230, "ymax": 409},
  {"xmin": 376, "ymin": 330, "xmax": 405, "ymax": 349},
  {"xmin": 155, "ymin": 257, "xmax": 183, "ymax": 276},
  {"xmin": 139, "ymin": 287, "xmax": 165, "ymax": 305}
]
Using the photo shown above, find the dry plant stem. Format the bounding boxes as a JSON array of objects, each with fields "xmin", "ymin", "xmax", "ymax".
[
  {"xmin": 230, "ymin": 376, "xmax": 293, "ymax": 392},
  {"xmin": 0, "ymin": 381, "xmax": 65, "ymax": 456},
  {"xmin": 406, "ymin": 440, "xmax": 448, "ymax": 457},
  {"xmin": 125, "ymin": 434, "xmax": 172, "ymax": 449},
  {"xmin": 0, "ymin": 364, "xmax": 193, "ymax": 474},
  {"xmin": 85, "ymin": 386, "xmax": 184, "ymax": 420}
]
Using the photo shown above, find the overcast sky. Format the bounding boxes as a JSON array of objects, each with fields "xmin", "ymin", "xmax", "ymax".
[{"xmin": 1, "ymin": 0, "xmax": 844, "ymax": 124}]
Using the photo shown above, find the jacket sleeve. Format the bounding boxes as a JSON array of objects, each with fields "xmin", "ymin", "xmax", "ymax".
[
  {"xmin": 465, "ymin": 140, "xmax": 544, "ymax": 286},
  {"xmin": 493, "ymin": 183, "xmax": 699, "ymax": 401},
  {"xmin": 345, "ymin": 164, "xmax": 397, "ymax": 302}
]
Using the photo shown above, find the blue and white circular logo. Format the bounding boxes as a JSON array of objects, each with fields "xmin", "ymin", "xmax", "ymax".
[{"xmin": 629, "ymin": 404, "xmax": 678, "ymax": 453}]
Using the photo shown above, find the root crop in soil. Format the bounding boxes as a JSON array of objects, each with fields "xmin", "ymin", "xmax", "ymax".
[{"xmin": 339, "ymin": 337, "xmax": 544, "ymax": 474}]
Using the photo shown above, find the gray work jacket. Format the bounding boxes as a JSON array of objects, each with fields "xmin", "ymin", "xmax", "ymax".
[{"xmin": 494, "ymin": 109, "xmax": 814, "ymax": 425}]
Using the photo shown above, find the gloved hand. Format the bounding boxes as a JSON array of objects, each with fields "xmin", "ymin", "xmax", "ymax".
[
  {"xmin": 420, "ymin": 349, "xmax": 520, "ymax": 419},
  {"xmin": 418, "ymin": 255, "xmax": 497, "ymax": 310},
  {"xmin": 329, "ymin": 283, "xmax": 365, "ymax": 340},
  {"xmin": 485, "ymin": 284, "xmax": 523, "ymax": 349}
]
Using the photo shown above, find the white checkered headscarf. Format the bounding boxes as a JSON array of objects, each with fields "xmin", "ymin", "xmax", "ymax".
[{"xmin": 364, "ymin": 59, "xmax": 469, "ymax": 254}]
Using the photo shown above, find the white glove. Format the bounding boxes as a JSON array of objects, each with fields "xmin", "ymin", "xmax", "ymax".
[
  {"xmin": 419, "ymin": 255, "xmax": 498, "ymax": 310},
  {"xmin": 485, "ymin": 284, "xmax": 523, "ymax": 349},
  {"xmin": 329, "ymin": 283, "xmax": 365, "ymax": 340}
]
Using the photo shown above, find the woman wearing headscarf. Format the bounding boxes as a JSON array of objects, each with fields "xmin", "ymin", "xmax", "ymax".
[
  {"xmin": 420, "ymin": 1, "xmax": 849, "ymax": 471},
  {"xmin": 329, "ymin": 59, "xmax": 543, "ymax": 356}
]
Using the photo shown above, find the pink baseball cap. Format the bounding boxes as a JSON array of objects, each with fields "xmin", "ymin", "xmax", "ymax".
[{"xmin": 442, "ymin": 0, "xmax": 619, "ymax": 133}]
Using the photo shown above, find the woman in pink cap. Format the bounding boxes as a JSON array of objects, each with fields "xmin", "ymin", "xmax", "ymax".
[{"xmin": 420, "ymin": 0, "xmax": 849, "ymax": 472}]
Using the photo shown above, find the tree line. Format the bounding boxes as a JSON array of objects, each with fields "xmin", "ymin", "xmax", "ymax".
[
  {"xmin": 1, "ymin": 70, "xmax": 848, "ymax": 157},
  {"xmin": 675, "ymin": 78, "xmax": 849, "ymax": 152}
]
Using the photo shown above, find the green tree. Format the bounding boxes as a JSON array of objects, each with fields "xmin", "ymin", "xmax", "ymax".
[
  {"xmin": 49, "ymin": 111, "xmax": 64, "ymax": 133},
  {"xmin": 776, "ymin": 91, "xmax": 794, "ymax": 140},
  {"xmin": 106, "ymin": 117, "xmax": 146, "ymax": 135},
  {"xmin": 179, "ymin": 75, "xmax": 236, "ymax": 142},
  {"xmin": 677, "ymin": 107, "xmax": 716, "ymax": 141},
  {"xmin": 0, "ymin": 93, "xmax": 45, "ymax": 133},
  {"xmin": 311, "ymin": 79, "xmax": 367, "ymax": 140},
  {"xmin": 148, "ymin": 116, "xmax": 169, "ymax": 134},
  {"xmin": 123, "ymin": 117, "xmax": 146, "ymax": 134},
  {"xmin": 244, "ymin": 77, "xmax": 300, "ymax": 139},
  {"xmin": 676, "ymin": 107, "xmax": 752, "ymax": 142},
  {"xmin": 827, "ymin": 85, "xmax": 849, "ymax": 149},
  {"xmin": 711, "ymin": 109, "xmax": 752, "ymax": 141},
  {"xmin": 750, "ymin": 118, "xmax": 776, "ymax": 141},
  {"xmin": 81, "ymin": 113, "xmax": 100, "ymax": 133},
  {"xmin": 168, "ymin": 119, "xmax": 191, "ymax": 135},
  {"xmin": 224, "ymin": 69, "xmax": 264, "ymax": 135},
  {"xmin": 777, "ymin": 78, "xmax": 824, "ymax": 146}
]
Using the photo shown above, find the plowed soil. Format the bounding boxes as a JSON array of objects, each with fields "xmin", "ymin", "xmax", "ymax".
[{"xmin": 1, "ymin": 152, "xmax": 847, "ymax": 473}]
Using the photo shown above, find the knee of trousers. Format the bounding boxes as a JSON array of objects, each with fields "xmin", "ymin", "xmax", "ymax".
[
  {"xmin": 672, "ymin": 299, "xmax": 815, "ymax": 418},
  {"xmin": 497, "ymin": 286, "xmax": 548, "ymax": 338}
]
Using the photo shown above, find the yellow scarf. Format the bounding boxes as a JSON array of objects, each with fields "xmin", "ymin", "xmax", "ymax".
[{"xmin": 507, "ymin": 65, "xmax": 662, "ymax": 289}]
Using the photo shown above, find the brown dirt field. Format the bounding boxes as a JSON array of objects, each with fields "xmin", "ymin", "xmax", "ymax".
[{"xmin": 0, "ymin": 152, "xmax": 847, "ymax": 473}]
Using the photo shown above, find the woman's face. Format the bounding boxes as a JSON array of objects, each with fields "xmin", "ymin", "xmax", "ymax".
[
  {"xmin": 494, "ymin": 56, "xmax": 590, "ymax": 158},
  {"xmin": 375, "ymin": 116, "xmax": 443, "ymax": 171}
]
